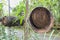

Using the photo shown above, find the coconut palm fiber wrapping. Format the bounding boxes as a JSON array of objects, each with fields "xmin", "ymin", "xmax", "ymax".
[{"xmin": 30, "ymin": 7, "xmax": 51, "ymax": 29}]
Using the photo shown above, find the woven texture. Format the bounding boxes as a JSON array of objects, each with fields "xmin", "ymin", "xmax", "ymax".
[{"xmin": 30, "ymin": 7, "xmax": 51, "ymax": 29}]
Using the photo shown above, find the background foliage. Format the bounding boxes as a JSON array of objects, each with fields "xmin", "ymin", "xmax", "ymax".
[{"xmin": 0, "ymin": 0, "xmax": 60, "ymax": 40}]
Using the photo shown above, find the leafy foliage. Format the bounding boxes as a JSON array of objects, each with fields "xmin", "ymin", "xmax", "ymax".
[
  {"xmin": 0, "ymin": 3, "xmax": 3, "ymax": 11},
  {"xmin": 12, "ymin": 2, "xmax": 26, "ymax": 25},
  {"xmin": 0, "ymin": 0, "xmax": 60, "ymax": 40},
  {"xmin": 0, "ymin": 3, "xmax": 3, "ymax": 16}
]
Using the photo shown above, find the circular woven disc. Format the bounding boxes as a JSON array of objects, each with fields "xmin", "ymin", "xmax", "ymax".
[{"xmin": 29, "ymin": 7, "xmax": 54, "ymax": 33}]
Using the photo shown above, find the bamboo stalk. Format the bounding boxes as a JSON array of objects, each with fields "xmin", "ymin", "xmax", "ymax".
[
  {"xmin": 8, "ymin": 0, "xmax": 10, "ymax": 16},
  {"xmin": 24, "ymin": 0, "xmax": 29, "ymax": 40}
]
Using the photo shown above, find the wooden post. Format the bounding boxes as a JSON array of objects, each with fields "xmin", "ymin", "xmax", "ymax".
[
  {"xmin": 8, "ymin": 0, "xmax": 10, "ymax": 16},
  {"xmin": 24, "ymin": 0, "xmax": 29, "ymax": 40},
  {"xmin": 7, "ymin": 0, "xmax": 11, "ymax": 40}
]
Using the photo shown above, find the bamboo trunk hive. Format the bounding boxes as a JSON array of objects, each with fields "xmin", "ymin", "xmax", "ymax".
[{"xmin": 29, "ymin": 7, "xmax": 54, "ymax": 33}]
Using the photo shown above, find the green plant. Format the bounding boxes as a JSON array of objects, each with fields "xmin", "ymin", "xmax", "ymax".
[
  {"xmin": 0, "ymin": 3, "xmax": 3, "ymax": 16},
  {"xmin": 12, "ymin": 2, "xmax": 26, "ymax": 25}
]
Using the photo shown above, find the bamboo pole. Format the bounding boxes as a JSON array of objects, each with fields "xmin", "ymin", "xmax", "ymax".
[
  {"xmin": 24, "ymin": 0, "xmax": 29, "ymax": 40},
  {"xmin": 8, "ymin": 0, "xmax": 10, "ymax": 16},
  {"xmin": 7, "ymin": 0, "xmax": 11, "ymax": 40}
]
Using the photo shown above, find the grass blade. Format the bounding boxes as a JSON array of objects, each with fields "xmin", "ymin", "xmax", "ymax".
[
  {"xmin": 49, "ymin": 30, "xmax": 55, "ymax": 40},
  {"xmin": 53, "ymin": 32, "xmax": 60, "ymax": 40},
  {"xmin": 43, "ymin": 32, "xmax": 46, "ymax": 40}
]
